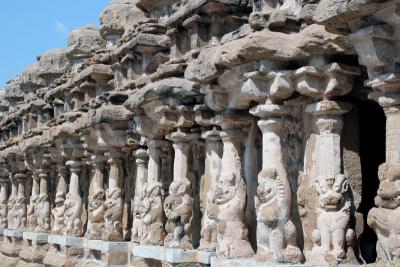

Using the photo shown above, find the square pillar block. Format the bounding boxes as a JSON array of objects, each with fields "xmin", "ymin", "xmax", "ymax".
[
  {"xmin": 83, "ymin": 239, "xmax": 130, "ymax": 266},
  {"xmin": 18, "ymin": 232, "xmax": 49, "ymax": 266},
  {"xmin": 43, "ymin": 235, "xmax": 84, "ymax": 267},
  {"xmin": 132, "ymin": 244, "xmax": 215, "ymax": 266}
]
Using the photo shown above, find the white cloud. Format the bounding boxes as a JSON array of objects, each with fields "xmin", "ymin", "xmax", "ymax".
[{"xmin": 54, "ymin": 21, "xmax": 69, "ymax": 35}]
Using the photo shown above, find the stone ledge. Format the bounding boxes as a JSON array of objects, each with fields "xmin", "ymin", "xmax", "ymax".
[
  {"xmin": 83, "ymin": 239, "xmax": 130, "ymax": 252},
  {"xmin": 132, "ymin": 244, "xmax": 215, "ymax": 264},
  {"xmin": 0, "ymin": 228, "xmax": 4, "ymax": 235},
  {"xmin": 23, "ymin": 231, "xmax": 49, "ymax": 242},
  {"xmin": 3, "ymin": 229, "xmax": 24, "ymax": 238},
  {"xmin": 211, "ymin": 258, "xmax": 365, "ymax": 267},
  {"xmin": 47, "ymin": 235, "xmax": 84, "ymax": 247}
]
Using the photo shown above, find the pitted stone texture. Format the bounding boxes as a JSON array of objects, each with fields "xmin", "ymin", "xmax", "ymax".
[
  {"xmin": 211, "ymin": 257, "xmax": 363, "ymax": 267},
  {"xmin": 132, "ymin": 244, "xmax": 215, "ymax": 264},
  {"xmin": 4, "ymin": 229, "xmax": 24, "ymax": 238},
  {"xmin": 99, "ymin": 0, "xmax": 139, "ymax": 45},
  {"xmin": 67, "ymin": 25, "xmax": 105, "ymax": 59},
  {"xmin": 47, "ymin": 235, "xmax": 84, "ymax": 247},
  {"xmin": 22, "ymin": 231, "xmax": 49, "ymax": 243}
]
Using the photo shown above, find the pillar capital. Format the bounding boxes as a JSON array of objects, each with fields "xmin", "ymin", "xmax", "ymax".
[
  {"xmin": 166, "ymin": 128, "xmax": 199, "ymax": 144},
  {"xmin": 250, "ymin": 102, "xmax": 290, "ymax": 119},
  {"xmin": 201, "ymin": 127, "xmax": 221, "ymax": 141}
]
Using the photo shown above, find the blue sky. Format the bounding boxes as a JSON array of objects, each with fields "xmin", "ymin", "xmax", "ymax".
[{"xmin": 0, "ymin": 0, "xmax": 110, "ymax": 89}]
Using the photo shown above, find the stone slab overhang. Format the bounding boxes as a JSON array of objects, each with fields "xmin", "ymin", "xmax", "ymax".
[
  {"xmin": 72, "ymin": 64, "xmax": 114, "ymax": 84},
  {"xmin": 166, "ymin": 0, "xmax": 250, "ymax": 27},
  {"xmin": 124, "ymin": 77, "xmax": 201, "ymax": 111},
  {"xmin": 114, "ymin": 33, "xmax": 171, "ymax": 56},
  {"xmin": 314, "ymin": 0, "xmax": 400, "ymax": 33},
  {"xmin": 185, "ymin": 24, "xmax": 353, "ymax": 83}
]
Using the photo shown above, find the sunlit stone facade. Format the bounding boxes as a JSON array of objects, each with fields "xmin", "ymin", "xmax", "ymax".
[{"xmin": 0, "ymin": 0, "xmax": 399, "ymax": 266}]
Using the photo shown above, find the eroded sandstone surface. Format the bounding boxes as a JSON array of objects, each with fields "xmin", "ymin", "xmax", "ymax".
[{"xmin": 0, "ymin": 0, "xmax": 399, "ymax": 266}]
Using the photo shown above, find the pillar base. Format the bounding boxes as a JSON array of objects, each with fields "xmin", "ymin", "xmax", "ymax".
[
  {"xmin": 83, "ymin": 239, "xmax": 130, "ymax": 266},
  {"xmin": 1, "ymin": 229, "xmax": 24, "ymax": 257},
  {"xmin": 132, "ymin": 244, "xmax": 215, "ymax": 266},
  {"xmin": 18, "ymin": 232, "xmax": 49, "ymax": 266},
  {"xmin": 211, "ymin": 257, "xmax": 362, "ymax": 267},
  {"xmin": 43, "ymin": 235, "xmax": 84, "ymax": 267}
]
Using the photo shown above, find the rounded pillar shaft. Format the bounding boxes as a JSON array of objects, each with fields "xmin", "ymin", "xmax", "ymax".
[
  {"xmin": 147, "ymin": 140, "xmax": 166, "ymax": 184},
  {"xmin": 135, "ymin": 149, "xmax": 148, "ymax": 197},
  {"xmin": 203, "ymin": 129, "xmax": 222, "ymax": 191},
  {"xmin": 108, "ymin": 157, "xmax": 122, "ymax": 190},
  {"xmin": 220, "ymin": 128, "xmax": 243, "ymax": 178},
  {"xmin": 32, "ymin": 173, "xmax": 40, "ymax": 197},
  {"xmin": 172, "ymin": 142, "xmax": 190, "ymax": 181},
  {"xmin": 56, "ymin": 165, "xmax": 68, "ymax": 194},
  {"xmin": 259, "ymin": 118, "xmax": 285, "ymax": 172},
  {"xmin": 384, "ymin": 106, "xmax": 400, "ymax": 163},
  {"xmin": 315, "ymin": 115, "xmax": 344, "ymax": 178},
  {"xmin": 91, "ymin": 155, "xmax": 107, "ymax": 193}
]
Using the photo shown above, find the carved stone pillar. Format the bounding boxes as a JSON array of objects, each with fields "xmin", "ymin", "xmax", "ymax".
[
  {"xmin": 0, "ymin": 178, "xmax": 9, "ymax": 229},
  {"xmin": 8, "ymin": 174, "xmax": 17, "ymax": 230},
  {"xmin": 147, "ymin": 140, "xmax": 167, "ymax": 184},
  {"xmin": 304, "ymin": 100, "xmax": 356, "ymax": 264},
  {"xmin": 131, "ymin": 148, "xmax": 148, "ymax": 243},
  {"xmin": 64, "ymin": 143, "xmax": 84, "ymax": 237},
  {"xmin": 367, "ymin": 92, "xmax": 400, "ymax": 266},
  {"xmin": 137, "ymin": 139, "xmax": 167, "ymax": 246},
  {"xmin": 27, "ymin": 172, "xmax": 39, "ymax": 230},
  {"xmin": 49, "ymin": 147, "xmax": 68, "ymax": 235},
  {"xmin": 214, "ymin": 114, "xmax": 254, "ymax": 258},
  {"xmin": 164, "ymin": 129, "xmax": 198, "ymax": 249},
  {"xmin": 36, "ymin": 159, "xmax": 51, "ymax": 232},
  {"xmin": 14, "ymin": 173, "xmax": 27, "ymax": 230},
  {"xmin": 102, "ymin": 149, "xmax": 124, "ymax": 241},
  {"xmin": 250, "ymin": 102, "xmax": 303, "ymax": 263},
  {"xmin": 86, "ymin": 153, "xmax": 107, "ymax": 240},
  {"xmin": 199, "ymin": 127, "xmax": 222, "ymax": 252}
]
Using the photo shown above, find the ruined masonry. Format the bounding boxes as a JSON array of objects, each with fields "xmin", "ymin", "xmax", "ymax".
[{"xmin": 0, "ymin": 0, "xmax": 399, "ymax": 266}]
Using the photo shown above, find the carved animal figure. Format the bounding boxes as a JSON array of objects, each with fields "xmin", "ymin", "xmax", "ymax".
[
  {"xmin": 199, "ymin": 190, "xmax": 218, "ymax": 251},
  {"xmin": 52, "ymin": 192, "xmax": 66, "ymax": 234},
  {"xmin": 27, "ymin": 194, "xmax": 38, "ymax": 229},
  {"xmin": 102, "ymin": 188, "xmax": 123, "ymax": 241},
  {"xmin": 164, "ymin": 178, "xmax": 193, "ymax": 249},
  {"xmin": 64, "ymin": 192, "xmax": 83, "ymax": 236},
  {"xmin": 7, "ymin": 196, "xmax": 16, "ymax": 229},
  {"xmin": 86, "ymin": 189, "xmax": 105, "ymax": 240},
  {"xmin": 13, "ymin": 196, "xmax": 27, "ymax": 229},
  {"xmin": 140, "ymin": 182, "xmax": 166, "ymax": 246},
  {"xmin": 0, "ymin": 196, "xmax": 8, "ymax": 228},
  {"xmin": 312, "ymin": 174, "xmax": 355, "ymax": 262},
  {"xmin": 131, "ymin": 195, "xmax": 145, "ymax": 243},
  {"xmin": 255, "ymin": 169, "xmax": 303, "ymax": 263},
  {"xmin": 35, "ymin": 193, "xmax": 50, "ymax": 231},
  {"xmin": 214, "ymin": 172, "xmax": 254, "ymax": 258},
  {"xmin": 374, "ymin": 163, "xmax": 400, "ymax": 209},
  {"xmin": 368, "ymin": 163, "xmax": 400, "ymax": 266}
]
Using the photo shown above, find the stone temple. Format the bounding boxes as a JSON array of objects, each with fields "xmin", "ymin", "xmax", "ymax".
[{"xmin": 0, "ymin": 0, "xmax": 399, "ymax": 266}]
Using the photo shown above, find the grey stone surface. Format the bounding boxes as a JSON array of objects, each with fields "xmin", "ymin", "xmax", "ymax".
[
  {"xmin": 47, "ymin": 235, "xmax": 84, "ymax": 247},
  {"xmin": 0, "ymin": 0, "xmax": 396, "ymax": 266},
  {"xmin": 132, "ymin": 244, "xmax": 215, "ymax": 264}
]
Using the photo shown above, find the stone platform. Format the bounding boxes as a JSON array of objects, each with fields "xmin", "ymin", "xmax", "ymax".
[
  {"xmin": 23, "ymin": 231, "xmax": 49, "ymax": 243},
  {"xmin": 83, "ymin": 239, "xmax": 131, "ymax": 266},
  {"xmin": 211, "ymin": 257, "xmax": 368, "ymax": 267},
  {"xmin": 4, "ymin": 229, "xmax": 24, "ymax": 238},
  {"xmin": 132, "ymin": 244, "xmax": 215, "ymax": 265},
  {"xmin": 43, "ymin": 235, "xmax": 84, "ymax": 267},
  {"xmin": 18, "ymin": 231, "xmax": 50, "ymax": 267}
]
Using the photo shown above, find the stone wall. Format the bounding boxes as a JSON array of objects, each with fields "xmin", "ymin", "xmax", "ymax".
[{"xmin": 0, "ymin": 0, "xmax": 398, "ymax": 266}]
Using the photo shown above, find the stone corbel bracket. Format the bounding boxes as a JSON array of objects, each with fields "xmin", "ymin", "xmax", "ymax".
[{"xmin": 294, "ymin": 62, "xmax": 360, "ymax": 100}]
